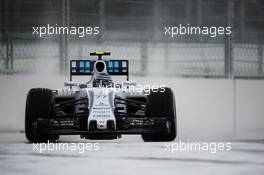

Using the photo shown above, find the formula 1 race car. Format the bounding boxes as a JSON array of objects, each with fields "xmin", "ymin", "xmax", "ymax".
[{"xmin": 25, "ymin": 52, "xmax": 177, "ymax": 142}]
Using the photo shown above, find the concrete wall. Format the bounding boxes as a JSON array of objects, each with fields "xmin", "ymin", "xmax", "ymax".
[
  {"xmin": 235, "ymin": 80, "xmax": 264, "ymax": 139},
  {"xmin": 0, "ymin": 75, "xmax": 263, "ymax": 140}
]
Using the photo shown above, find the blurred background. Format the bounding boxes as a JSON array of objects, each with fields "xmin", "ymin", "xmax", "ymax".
[
  {"xmin": 0, "ymin": 0, "xmax": 263, "ymax": 139},
  {"xmin": 0, "ymin": 0, "xmax": 263, "ymax": 77}
]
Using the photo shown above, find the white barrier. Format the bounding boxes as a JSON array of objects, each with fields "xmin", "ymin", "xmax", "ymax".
[{"xmin": 0, "ymin": 75, "xmax": 263, "ymax": 139}]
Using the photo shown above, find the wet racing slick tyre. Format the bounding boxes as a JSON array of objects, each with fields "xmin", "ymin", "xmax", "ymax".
[
  {"xmin": 141, "ymin": 88, "xmax": 177, "ymax": 142},
  {"xmin": 25, "ymin": 88, "xmax": 59, "ymax": 143}
]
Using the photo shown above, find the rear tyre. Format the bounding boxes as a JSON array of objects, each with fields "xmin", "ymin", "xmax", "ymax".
[
  {"xmin": 25, "ymin": 88, "xmax": 59, "ymax": 143},
  {"xmin": 141, "ymin": 88, "xmax": 177, "ymax": 142}
]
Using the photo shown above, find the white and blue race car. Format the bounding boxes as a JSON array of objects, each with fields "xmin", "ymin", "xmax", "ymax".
[{"xmin": 25, "ymin": 52, "xmax": 177, "ymax": 142}]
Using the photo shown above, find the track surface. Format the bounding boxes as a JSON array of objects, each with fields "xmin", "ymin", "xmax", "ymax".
[{"xmin": 0, "ymin": 133, "xmax": 264, "ymax": 175}]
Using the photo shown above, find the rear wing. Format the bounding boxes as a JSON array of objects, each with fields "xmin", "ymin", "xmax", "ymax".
[{"xmin": 70, "ymin": 60, "xmax": 129, "ymax": 81}]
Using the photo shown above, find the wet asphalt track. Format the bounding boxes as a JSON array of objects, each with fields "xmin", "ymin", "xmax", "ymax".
[{"xmin": 0, "ymin": 132, "xmax": 264, "ymax": 175}]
